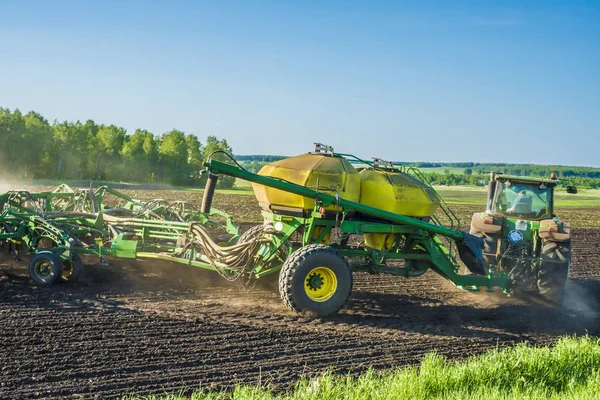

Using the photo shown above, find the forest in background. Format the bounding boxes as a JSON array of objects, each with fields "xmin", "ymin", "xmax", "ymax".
[
  {"xmin": 0, "ymin": 108, "xmax": 235, "ymax": 187},
  {"xmin": 2, "ymin": 107, "xmax": 600, "ymax": 189}
]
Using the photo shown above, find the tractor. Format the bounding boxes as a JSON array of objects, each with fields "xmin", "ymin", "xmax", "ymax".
[{"xmin": 470, "ymin": 172, "xmax": 571, "ymax": 303}]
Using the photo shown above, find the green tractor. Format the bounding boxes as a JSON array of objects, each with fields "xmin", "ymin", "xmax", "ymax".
[{"xmin": 470, "ymin": 172, "xmax": 571, "ymax": 303}]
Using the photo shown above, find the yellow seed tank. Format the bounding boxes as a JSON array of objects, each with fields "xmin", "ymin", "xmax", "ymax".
[
  {"xmin": 360, "ymin": 168, "xmax": 441, "ymax": 250},
  {"xmin": 252, "ymin": 153, "xmax": 361, "ymax": 214}
]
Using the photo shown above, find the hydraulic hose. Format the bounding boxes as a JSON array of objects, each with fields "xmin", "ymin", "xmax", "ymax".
[{"xmin": 201, "ymin": 172, "xmax": 219, "ymax": 214}]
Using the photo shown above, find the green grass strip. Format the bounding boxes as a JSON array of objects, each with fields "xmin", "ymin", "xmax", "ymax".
[{"xmin": 126, "ymin": 335, "xmax": 600, "ymax": 400}]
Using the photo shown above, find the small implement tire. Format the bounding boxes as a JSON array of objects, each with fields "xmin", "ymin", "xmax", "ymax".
[
  {"xmin": 29, "ymin": 252, "xmax": 63, "ymax": 286},
  {"xmin": 279, "ymin": 244, "xmax": 352, "ymax": 317},
  {"xmin": 537, "ymin": 240, "xmax": 570, "ymax": 304},
  {"xmin": 238, "ymin": 224, "xmax": 265, "ymax": 243},
  {"xmin": 61, "ymin": 253, "xmax": 83, "ymax": 283}
]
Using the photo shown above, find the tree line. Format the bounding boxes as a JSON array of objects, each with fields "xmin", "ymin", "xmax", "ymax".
[
  {"xmin": 2, "ymin": 107, "xmax": 598, "ymax": 189},
  {"xmin": 0, "ymin": 108, "xmax": 235, "ymax": 187},
  {"xmin": 421, "ymin": 172, "xmax": 600, "ymax": 189},
  {"xmin": 414, "ymin": 162, "xmax": 600, "ymax": 179}
]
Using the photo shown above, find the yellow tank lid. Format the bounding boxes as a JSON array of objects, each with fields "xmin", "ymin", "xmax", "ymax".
[{"xmin": 252, "ymin": 152, "xmax": 361, "ymax": 213}]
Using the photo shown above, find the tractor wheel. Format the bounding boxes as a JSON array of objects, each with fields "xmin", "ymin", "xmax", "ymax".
[
  {"xmin": 28, "ymin": 252, "xmax": 62, "ymax": 286},
  {"xmin": 278, "ymin": 244, "xmax": 352, "ymax": 317},
  {"xmin": 61, "ymin": 253, "xmax": 83, "ymax": 283},
  {"xmin": 537, "ymin": 240, "xmax": 571, "ymax": 304},
  {"xmin": 481, "ymin": 233, "xmax": 498, "ymax": 267}
]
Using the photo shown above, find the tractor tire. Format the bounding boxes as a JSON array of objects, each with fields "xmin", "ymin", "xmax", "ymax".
[
  {"xmin": 61, "ymin": 253, "xmax": 83, "ymax": 283},
  {"xmin": 469, "ymin": 232, "xmax": 497, "ymax": 273},
  {"xmin": 537, "ymin": 240, "xmax": 570, "ymax": 304},
  {"xmin": 480, "ymin": 232, "xmax": 498, "ymax": 268},
  {"xmin": 278, "ymin": 244, "xmax": 352, "ymax": 317},
  {"xmin": 29, "ymin": 252, "xmax": 62, "ymax": 286}
]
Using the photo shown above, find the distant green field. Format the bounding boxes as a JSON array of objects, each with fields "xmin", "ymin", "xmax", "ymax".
[
  {"xmin": 6, "ymin": 179, "xmax": 599, "ymax": 207},
  {"xmin": 419, "ymin": 167, "xmax": 471, "ymax": 174},
  {"xmin": 433, "ymin": 186, "xmax": 600, "ymax": 207}
]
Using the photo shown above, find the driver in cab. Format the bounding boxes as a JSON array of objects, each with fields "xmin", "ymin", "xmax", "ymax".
[{"xmin": 508, "ymin": 189, "xmax": 532, "ymax": 214}]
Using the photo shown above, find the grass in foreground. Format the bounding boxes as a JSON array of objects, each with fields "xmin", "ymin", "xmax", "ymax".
[{"xmin": 127, "ymin": 335, "xmax": 600, "ymax": 400}]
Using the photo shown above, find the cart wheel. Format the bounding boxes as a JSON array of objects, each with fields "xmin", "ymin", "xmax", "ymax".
[
  {"xmin": 279, "ymin": 244, "xmax": 352, "ymax": 317},
  {"xmin": 29, "ymin": 252, "xmax": 62, "ymax": 286},
  {"xmin": 61, "ymin": 253, "xmax": 83, "ymax": 283}
]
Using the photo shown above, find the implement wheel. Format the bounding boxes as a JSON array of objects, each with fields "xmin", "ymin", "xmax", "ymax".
[
  {"xmin": 61, "ymin": 253, "xmax": 83, "ymax": 283},
  {"xmin": 279, "ymin": 244, "xmax": 352, "ymax": 317},
  {"xmin": 29, "ymin": 252, "xmax": 62, "ymax": 286},
  {"xmin": 238, "ymin": 224, "xmax": 264, "ymax": 243},
  {"xmin": 537, "ymin": 240, "xmax": 570, "ymax": 304}
]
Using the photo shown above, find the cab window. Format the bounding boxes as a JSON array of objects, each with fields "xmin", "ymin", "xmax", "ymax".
[{"xmin": 492, "ymin": 182, "xmax": 551, "ymax": 219}]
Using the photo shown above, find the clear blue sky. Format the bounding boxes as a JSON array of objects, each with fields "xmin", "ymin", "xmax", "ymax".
[{"xmin": 1, "ymin": 0, "xmax": 598, "ymax": 166}]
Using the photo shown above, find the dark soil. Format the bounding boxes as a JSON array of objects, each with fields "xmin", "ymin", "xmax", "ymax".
[{"xmin": 1, "ymin": 191, "xmax": 599, "ymax": 399}]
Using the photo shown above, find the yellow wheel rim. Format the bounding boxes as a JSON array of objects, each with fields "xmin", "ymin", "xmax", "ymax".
[
  {"xmin": 62, "ymin": 260, "xmax": 73, "ymax": 278},
  {"xmin": 304, "ymin": 266, "xmax": 337, "ymax": 302}
]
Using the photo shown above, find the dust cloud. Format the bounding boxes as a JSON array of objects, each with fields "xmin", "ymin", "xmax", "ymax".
[{"xmin": 562, "ymin": 279, "xmax": 600, "ymax": 319}]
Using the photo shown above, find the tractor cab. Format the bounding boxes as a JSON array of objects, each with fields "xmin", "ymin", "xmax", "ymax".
[{"xmin": 487, "ymin": 173, "xmax": 557, "ymax": 221}]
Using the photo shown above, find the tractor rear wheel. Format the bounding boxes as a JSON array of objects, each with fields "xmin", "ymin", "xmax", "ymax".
[
  {"xmin": 279, "ymin": 244, "xmax": 352, "ymax": 317},
  {"xmin": 29, "ymin": 252, "xmax": 62, "ymax": 286},
  {"xmin": 537, "ymin": 240, "xmax": 570, "ymax": 304},
  {"xmin": 61, "ymin": 253, "xmax": 83, "ymax": 283}
]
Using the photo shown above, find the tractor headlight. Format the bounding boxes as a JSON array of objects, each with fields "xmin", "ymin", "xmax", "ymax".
[{"xmin": 507, "ymin": 230, "xmax": 523, "ymax": 244}]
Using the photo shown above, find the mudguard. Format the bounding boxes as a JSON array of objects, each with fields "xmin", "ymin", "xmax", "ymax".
[
  {"xmin": 456, "ymin": 233, "xmax": 487, "ymax": 275},
  {"xmin": 470, "ymin": 212, "xmax": 502, "ymax": 235},
  {"xmin": 539, "ymin": 219, "xmax": 571, "ymax": 242}
]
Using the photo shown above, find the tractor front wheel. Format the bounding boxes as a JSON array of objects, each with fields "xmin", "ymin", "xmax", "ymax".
[
  {"xmin": 537, "ymin": 240, "xmax": 570, "ymax": 304},
  {"xmin": 481, "ymin": 232, "xmax": 498, "ymax": 268},
  {"xmin": 29, "ymin": 252, "xmax": 62, "ymax": 286},
  {"xmin": 278, "ymin": 244, "xmax": 352, "ymax": 317}
]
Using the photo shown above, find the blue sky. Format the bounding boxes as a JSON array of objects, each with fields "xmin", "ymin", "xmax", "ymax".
[{"xmin": 1, "ymin": 0, "xmax": 599, "ymax": 166}]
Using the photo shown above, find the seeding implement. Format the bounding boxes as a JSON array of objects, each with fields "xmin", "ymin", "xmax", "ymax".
[{"xmin": 0, "ymin": 145, "xmax": 570, "ymax": 316}]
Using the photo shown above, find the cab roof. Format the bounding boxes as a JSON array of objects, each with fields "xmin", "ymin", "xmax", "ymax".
[{"xmin": 493, "ymin": 173, "xmax": 558, "ymax": 186}]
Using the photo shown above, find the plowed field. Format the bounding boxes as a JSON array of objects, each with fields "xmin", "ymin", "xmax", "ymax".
[{"xmin": 1, "ymin": 190, "xmax": 599, "ymax": 399}]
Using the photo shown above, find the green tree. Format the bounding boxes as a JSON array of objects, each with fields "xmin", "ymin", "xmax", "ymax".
[
  {"xmin": 159, "ymin": 130, "xmax": 188, "ymax": 184},
  {"xmin": 185, "ymin": 134, "xmax": 203, "ymax": 184},
  {"xmin": 0, "ymin": 108, "xmax": 26, "ymax": 177},
  {"xmin": 95, "ymin": 124, "xmax": 126, "ymax": 180},
  {"xmin": 22, "ymin": 111, "xmax": 54, "ymax": 178},
  {"xmin": 51, "ymin": 120, "xmax": 97, "ymax": 179},
  {"xmin": 202, "ymin": 136, "xmax": 236, "ymax": 188},
  {"xmin": 122, "ymin": 129, "xmax": 158, "ymax": 182}
]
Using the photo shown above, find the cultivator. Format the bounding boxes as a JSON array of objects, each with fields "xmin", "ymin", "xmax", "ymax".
[
  {"xmin": 0, "ymin": 184, "xmax": 242, "ymax": 284},
  {"xmin": 4, "ymin": 144, "xmax": 568, "ymax": 316}
]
